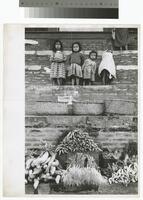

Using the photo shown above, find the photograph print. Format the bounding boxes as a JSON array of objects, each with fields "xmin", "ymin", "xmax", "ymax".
[{"xmin": 25, "ymin": 26, "xmax": 138, "ymax": 195}]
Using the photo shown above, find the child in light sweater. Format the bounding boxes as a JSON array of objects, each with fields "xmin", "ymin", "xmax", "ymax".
[
  {"xmin": 50, "ymin": 40, "xmax": 66, "ymax": 85},
  {"xmin": 82, "ymin": 50, "xmax": 97, "ymax": 85}
]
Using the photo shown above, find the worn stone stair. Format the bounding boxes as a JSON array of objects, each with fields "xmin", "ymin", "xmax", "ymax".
[
  {"xmin": 25, "ymin": 82, "xmax": 137, "ymax": 151},
  {"xmin": 26, "ymin": 84, "xmax": 137, "ymax": 116},
  {"xmin": 25, "ymin": 67, "xmax": 137, "ymax": 86},
  {"xmin": 25, "ymin": 48, "xmax": 138, "ymax": 152}
]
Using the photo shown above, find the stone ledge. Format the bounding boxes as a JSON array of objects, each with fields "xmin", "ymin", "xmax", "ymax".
[
  {"xmin": 26, "ymin": 99, "xmax": 137, "ymax": 116},
  {"xmin": 105, "ymin": 100, "xmax": 137, "ymax": 115},
  {"xmin": 26, "ymin": 101, "xmax": 104, "ymax": 115},
  {"xmin": 25, "ymin": 115, "xmax": 137, "ymax": 131},
  {"xmin": 25, "ymin": 50, "xmax": 138, "ymax": 56},
  {"xmin": 25, "ymin": 84, "xmax": 137, "ymax": 91}
]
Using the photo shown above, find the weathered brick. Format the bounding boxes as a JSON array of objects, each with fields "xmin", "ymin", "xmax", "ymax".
[
  {"xmin": 26, "ymin": 128, "xmax": 63, "ymax": 139},
  {"xmin": 25, "ymin": 117, "xmax": 138, "ymax": 151},
  {"xmin": 25, "ymin": 115, "xmax": 137, "ymax": 131},
  {"xmin": 25, "ymin": 128, "xmax": 138, "ymax": 149},
  {"xmin": 25, "ymin": 30, "xmax": 137, "ymax": 51},
  {"xmin": 25, "ymin": 53, "xmax": 137, "ymax": 66}
]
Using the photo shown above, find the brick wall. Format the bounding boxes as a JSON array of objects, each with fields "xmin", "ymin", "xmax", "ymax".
[
  {"xmin": 25, "ymin": 30, "xmax": 137, "ymax": 51},
  {"xmin": 25, "ymin": 52, "xmax": 138, "ymax": 66},
  {"xmin": 25, "ymin": 115, "xmax": 137, "ymax": 151}
]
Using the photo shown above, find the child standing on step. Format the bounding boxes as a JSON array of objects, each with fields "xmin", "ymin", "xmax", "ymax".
[
  {"xmin": 50, "ymin": 40, "xmax": 66, "ymax": 85},
  {"xmin": 67, "ymin": 42, "xmax": 85, "ymax": 85},
  {"xmin": 98, "ymin": 45, "xmax": 116, "ymax": 85},
  {"xmin": 82, "ymin": 50, "xmax": 97, "ymax": 85}
]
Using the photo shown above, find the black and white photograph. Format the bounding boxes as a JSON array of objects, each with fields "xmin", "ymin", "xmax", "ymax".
[{"xmin": 25, "ymin": 26, "xmax": 138, "ymax": 195}]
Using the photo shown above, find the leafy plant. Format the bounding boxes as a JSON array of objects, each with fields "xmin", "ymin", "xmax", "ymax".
[
  {"xmin": 56, "ymin": 129, "xmax": 102, "ymax": 155},
  {"xmin": 108, "ymin": 155, "xmax": 138, "ymax": 186}
]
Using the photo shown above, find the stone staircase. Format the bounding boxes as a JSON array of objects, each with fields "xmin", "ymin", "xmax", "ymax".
[
  {"xmin": 25, "ymin": 82, "xmax": 137, "ymax": 151},
  {"xmin": 25, "ymin": 48, "xmax": 137, "ymax": 152}
]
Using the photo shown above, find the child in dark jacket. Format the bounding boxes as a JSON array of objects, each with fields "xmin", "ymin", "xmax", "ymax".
[{"xmin": 67, "ymin": 42, "xmax": 85, "ymax": 85}]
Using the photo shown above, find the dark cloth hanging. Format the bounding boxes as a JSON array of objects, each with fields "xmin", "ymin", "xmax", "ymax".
[{"xmin": 114, "ymin": 28, "xmax": 129, "ymax": 47}]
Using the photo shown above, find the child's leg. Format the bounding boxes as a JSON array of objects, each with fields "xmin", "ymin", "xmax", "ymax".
[
  {"xmin": 108, "ymin": 76, "xmax": 114, "ymax": 84},
  {"xmin": 76, "ymin": 77, "xmax": 80, "ymax": 85},
  {"xmin": 57, "ymin": 78, "xmax": 63, "ymax": 86},
  {"xmin": 52, "ymin": 78, "xmax": 56, "ymax": 85},
  {"xmin": 57, "ymin": 78, "xmax": 59, "ymax": 85},
  {"xmin": 102, "ymin": 70, "xmax": 106, "ymax": 85},
  {"xmin": 83, "ymin": 80, "xmax": 86, "ymax": 86},
  {"xmin": 84, "ymin": 79, "xmax": 89, "ymax": 85},
  {"xmin": 71, "ymin": 77, "xmax": 75, "ymax": 86},
  {"xmin": 125, "ymin": 44, "xmax": 128, "ymax": 50},
  {"xmin": 102, "ymin": 70, "xmax": 108, "ymax": 85},
  {"xmin": 88, "ymin": 80, "xmax": 91, "ymax": 85},
  {"xmin": 84, "ymin": 80, "xmax": 88, "ymax": 85},
  {"xmin": 86, "ymin": 80, "xmax": 90, "ymax": 85},
  {"xmin": 120, "ymin": 46, "xmax": 123, "ymax": 51}
]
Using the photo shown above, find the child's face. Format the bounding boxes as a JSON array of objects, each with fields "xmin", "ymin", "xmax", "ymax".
[
  {"xmin": 73, "ymin": 43, "xmax": 80, "ymax": 52},
  {"xmin": 55, "ymin": 42, "xmax": 61, "ymax": 50},
  {"xmin": 90, "ymin": 53, "xmax": 97, "ymax": 60}
]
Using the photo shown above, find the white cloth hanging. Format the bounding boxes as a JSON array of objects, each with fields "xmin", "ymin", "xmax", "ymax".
[{"xmin": 98, "ymin": 50, "xmax": 116, "ymax": 78}]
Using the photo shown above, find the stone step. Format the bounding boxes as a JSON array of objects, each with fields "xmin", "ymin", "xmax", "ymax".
[
  {"xmin": 26, "ymin": 101, "xmax": 104, "ymax": 115},
  {"xmin": 26, "ymin": 99, "xmax": 137, "ymax": 116},
  {"xmin": 25, "ymin": 68, "xmax": 137, "ymax": 86},
  {"xmin": 26, "ymin": 95, "xmax": 136, "ymax": 103},
  {"xmin": 26, "ymin": 84, "xmax": 137, "ymax": 103},
  {"xmin": 26, "ymin": 84, "xmax": 137, "ymax": 91},
  {"xmin": 26, "ymin": 92, "xmax": 136, "ymax": 102}
]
